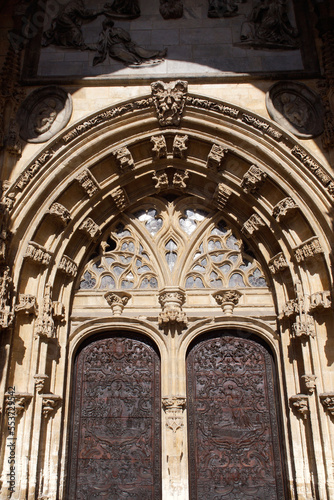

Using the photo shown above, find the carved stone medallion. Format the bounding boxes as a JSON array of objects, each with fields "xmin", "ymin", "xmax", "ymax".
[
  {"xmin": 266, "ymin": 82, "xmax": 324, "ymax": 139},
  {"xmin": 18, "ymin": 87, "xmax": 72, "ymax": 143}
]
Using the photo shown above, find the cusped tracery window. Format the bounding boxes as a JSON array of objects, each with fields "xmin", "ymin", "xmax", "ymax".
[{"xmin": 77, "ymin": 197, "xmax": 268, "ymax": 291}]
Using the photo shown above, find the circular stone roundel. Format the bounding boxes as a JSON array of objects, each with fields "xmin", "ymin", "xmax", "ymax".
[
  {"xmin": 266, "ymin": 81, "xmax": 324, "ymax": 139},
  {"xmin": 18, "ymin": 86, "xmax": 72, "ymax": 143}
]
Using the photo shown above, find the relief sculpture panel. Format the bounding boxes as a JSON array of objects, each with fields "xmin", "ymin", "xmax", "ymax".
[
  {"xmin": 67, "ymin": 334, "xmax": 161, "ymax": 499},
  {"xmin": 187, "ymin": 333, "xmax": 286, "ymax": 500}
]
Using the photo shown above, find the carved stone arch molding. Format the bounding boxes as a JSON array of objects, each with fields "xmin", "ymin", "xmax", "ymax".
[{"xmin": 1, "ymin": 88, "xmax": 334, "ymax": 499}]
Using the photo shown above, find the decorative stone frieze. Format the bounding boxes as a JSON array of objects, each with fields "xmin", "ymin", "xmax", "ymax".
[
  {"xmin": 24, "ymin": 242, "xmax": 52, "ymax": 266},
  {"xmin": 214, "ymin": 184, "xmax": 232, "ymax": 210},
  {"xmin": 47, "ymin": 203, "xmax": 71, "ymax": 226},
  {"xmin": 242, "ymin": 114, "xmax": 282, "ymax": 140},
  {"xmin": 42, "ymin": 395, "xmax": 61, "ymax": 418},
  {"xmin": 158, "ymin": 287, "xmax": 187, "ymax": 331},
  {"xmin": 212, "ymin": 289, "xmax": 242, "ymax": 314},
  {"xmin": 292, "ymin": 314, "xmax": 316, "ymax": 339},
  {"xmin": 301, "ymin": 374, "xmax": 317, "ymax": 394},
  {"xmin": 241, "ymin": 214, "xmax": 265, "ymax": 237},
  {"xmin": 272, "ymin": 197, "xmax": 298, "ymax": 222},
  {"xmin": 151, "ymin": 80, "xmax": 187, "ymax": 126},
  {"xmin": 268, "ymin": 252, "xmax": 289, "ymax": 274},
  {"xmin": 319, "ymin": 393, "xmax": 334, "ymax": 417},
  {"xmin": 151, "ymin": 135, "xmax": 167, "ymax": 159},
  {"xmin": 173, "ymin": 134, "xmax": 188, "ymax": 158},
  {"xmin": 241, "ymin": 165, "xmax": 267, "ymax": 194},
  {"xmin": 14, "ymin": 294, "xmax": 38, "ymax": 316},
  {"xmin": 206, "ymin": 144, "xmax": 228, "ymax": 172},
  {"xmin": 35, "ymin": 284, "xmax": 56, "ymax": 340},
  {"xmin": 111, "ymin": 187, "xmax": 129, "ymax": 211},
  {"xmin": 0, "ymin": 266, "xmax": 13, "ymax": 329},
  {"xmin": 5, "ymin": 393, "xmax": 32, "ymax": 417},
  {"xmin": 162, "ymin": 397, "xmax": 186, "ymax": 433},
  {"xmin": 291, "ymin": 145, "xmax": 332, "ymax": 190},
  {"xmin": 172, "ymin": 170, "xmax": 189, "ymax": 190},
  {"xmin": 113, "ymin": 146, "xmax": 134, "ymax": 172},
  {"xmin": 16, "ymin": 150, "xmax": 55, "ymax": 191},
  {"xmin": 104, "ymin": 291, "xmax": 131, "ymax": 316},
  {"xmin": 76, "ymin": 170, "xmax": 100, "ymax": 198},
  {"xmin": 58, "ymin": 255, "xmax": 78, "ymax": 278},
  {"xmin": 294, "ymin": 237, "xmax": 323, "ymax": 263},
  {"xmin": 289, "ymin": 394, "xmax": 309, "ymax": 419},
  {"xmin": 34, "ymin": 374, "xmax": 49, "ymax": 394},
  {"xmin": 153, "ymin": 170, "xmax": 169, "ymax": 192},
  {"xmin": 79, "ymin": 217, "xmax": 101, "ymax": 240},
  {"xmin": 309, "ymin": 291, "xmax": 331, "ymax": 313}
]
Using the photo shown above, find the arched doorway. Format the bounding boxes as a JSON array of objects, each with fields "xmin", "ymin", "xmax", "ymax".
[
  {"xmin": 187, "ymin": 331, "xmax": 286, "ymax": 499},
  {"xmin": 67, "ymin": 332, "xmax": 161, "ymax": 499}
]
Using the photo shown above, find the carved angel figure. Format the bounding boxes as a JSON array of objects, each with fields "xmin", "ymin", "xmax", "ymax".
[{"xmin": 93, "ymin": 19, "xmax": 167, "ymax": 66}]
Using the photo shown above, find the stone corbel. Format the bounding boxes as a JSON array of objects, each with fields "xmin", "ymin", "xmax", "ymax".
[
  {"xmin": 34, "ymin": 374, "xmax": 49, "ymax": 394},
  {"xmin": 292, "ymin": 314, "xmax": 316, "ymax": 339},
  {"xmin": 42, "ymin": 395, "xmax": 61, "ymax": 418},
  {"xmin": 158, "ymin": 287, "xmax": 187, "ymax": 333},
  {"xmin": 104, "ymin": 291, "xmax": 131, "ymax": 316},
  {"xmin": 110, "ymin": 187, "xmax": 129, "ymax": 211},
  {"xmin": 113, "ymin": 147, "xmax": 134, "ymax": 172},
  {"xmin": 52, "ymin": 301, "xmax": 65, "ymax": 321},
  {"xmin": 24, "ymin": 242, "xmax": 52, "ymax": 266},
  {"xmin": 47, "ymin": 202, "xmax": 71, "ymax": 227},
  {"xmin": 206, "ymin": 144, "xmax": 228, "ymax": 172},
  {"xmin": 319, "ymin": 393, "xmax": 334, "ymax": 417},
  {"xmin": 76, "ymin": 170, "xmax": 100, "ymax": 198},
  {"xmin": 212, "ymin": 289, "xmax": 242, "ymax": 314},
  {"xmin": 151, "ymin": 135, "xmax": 167, "ymax": 159},
  {"xmin": 301, "ymin": 374, "xmax": 317, "ymax": 394},
  {"xmin": 58, "ymin": 255, "xmax": 78, "ymax": 278},
  {"xmin": 289, "ymin": 394, "xmax": 309, "ymax": 419},
  {"xmin": 14, "ymin": 294, "xmax": 38, "ymax": 316},
  {"xmin": 5, "ymin": 393, "xmax": 32, "ymax": 417},
  {"xmin": 272, "ymin": 197, "xmax": 298, "ymax": 222},
  {"xmin": 173, "ymin": 134, "xmax": 188, "ymax": 158},
  {"xmin": 172, "ymin": 169, "xmax": 189, "ymax": 190},
  {"xmin": 294, "ymin": 237, "xmax": 324, "ymax": 263},
  {"xmin": 309, "ymin": 291, "xmax": 331, "ymax": 313},
  {"xmin": 268, "ymin": 252, "xmax": 289, "ymax": 275},
  {"xmin": 214, "ymin": 184, "xmax": 232, "ymax": 210},
  {"xmin": 241, "ymin": 165, "xmax": 267, "ymax": 194},
  {"xmin": 241, "ymin": 214, "xmax": 265, "ymax": 237},
  {"xmin": 79, "ymin": 217, "xmax": 101, "ymax": 240},
  {"xmin": 153, "ymin": 170, "xmax": 169, "ymax": 192}
]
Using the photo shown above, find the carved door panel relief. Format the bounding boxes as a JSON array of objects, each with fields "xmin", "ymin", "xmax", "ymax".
[
  {"xmin": 67, "ymin": 333, "xmax": 161, "ymax": 499},
  {"xmin": 187, "ymin": 332, "xmax": 286, "ymax": 500}
]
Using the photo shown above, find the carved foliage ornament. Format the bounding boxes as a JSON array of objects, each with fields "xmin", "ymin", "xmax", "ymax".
[
  {"xmin": 113, "ymin": 147, "xmax": 134, "ymax": 172},
  {"xmin": 14, "ymin": 294, "xmax": 38, "ymax": 316},
  {"xmin": 35, "ymin": 284, "xmax": 58, "ymax": 340},
  {"xmin": 151, "ymin": 135, "xmax": 167, "ymax": 159},
  {"xmin": 212, "ymin": 289, "xmax": 242, "ymax": 314},
  {"xmin": 5, "ymin": 393, "xmax": 32, "ymax": 417},
  {"xmin": 151, "ymin": 80, "xmax": 188, "ymax": 126},
  {"xmin": 173, "ymin": 134, "xmax": 188, "ymax": 158},
  {"xmin": 58, "ymin": 255, "xmax": 78, "ymax": 278},
  {"xmin": 268, "ymin": 252, "xmax": 289, "ymax": 275},
  {"xmin": 272, "ymin": 197, "xmax": 298, "ymax": 222},
  {"xmin": 110, "ymin": 187, "xmax": 129, "ymax": 211},
  {"xmin": 25, "ymin": 242, "xmax": 52, "ymax": 266},
  {"xmin": 301, "ymin": 374, "xmax": 317, "ymax": 394}
]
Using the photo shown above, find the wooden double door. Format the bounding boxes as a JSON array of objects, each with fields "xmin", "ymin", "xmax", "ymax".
[{"xmin": 67, "ymin": 331, "xmax": 286, "ymax": 499}]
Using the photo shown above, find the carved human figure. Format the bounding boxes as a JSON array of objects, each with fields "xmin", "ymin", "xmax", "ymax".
[
  {"xmin": 208, "ymin": 0, "xmax": 239, "ymax": 18},
  {"xmin": 279, "ymin": 93, "xmax": 310, "ymax": 128},
  {"xmin": 104, "ymin": 0, "xmax": 140, "ymax": 18},
  {"xmin": 32, "ymin": 98, "xmax": 58, "ymax": 135},
  {"xmin": 93, "ymin": 19, "xmax": 167, "ymax": 66},
  {"xmin": 240, "ymin": 0, "xmax": 298, "ymax": 49},
  {"xmin": 42, "ymin": 0, "xmax": 104, "ymax": 50}
]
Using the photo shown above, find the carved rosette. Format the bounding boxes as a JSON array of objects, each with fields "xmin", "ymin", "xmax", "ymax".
[
  {"xmin": 58, "ymin": 255, "xmax": 78, "ymax": 278},
  {"xmin": 294, "ymin": 237, "xmax": 323, "ymax": 263},
  {"xmin": 158, "ymin": 287, "xmax": 187, "ymax": 331},
  {"xmin": 319, "ymin": 393, "xmax": 334, "ymax": 417},
  {"xmin": 113, "ymin": 147, "xmax": 134, "ymax": 172},
  {"xmin": 24, "ymin": 241, "xmax": 52, "ymax": 266},
  {"xmin": 79, "ymin": 217, "xmax": 101, "ymax": 240},
  {"xmin": 289, "ymin": 394, "xmax": 309, "ymax": 419},
  {"xmin": 206, "ymin": 144, "xmax": 228, "ymax": 172},
  {"xmin": 241, "ymin": 214, "xmax": 265, "ymax": 237},
  {"xmin": 241, "ymin": 165, "xmax": 267, "ymax": 193},
  {"xmin": 5, "ymin": 393, "xmax": 32, "ymax": 417},
  {"xmin": 34, "ymin": 374, "xmax": 49, "ymax": 394},
  {"xmin": 47, "ymin": 202, "xmax": 71, "ymax": 227},
  {"xmin": 153, "ymin": 170, "xmax": 169, "ymax": 192},
  {"xmin": 268, "ymin": 252, "xmax": 289, "ymax": 274},
  {"xmin": 42, "ymin": 395, "xmax": 61, "ymax": 418},
  {"xmin": 172, "ymin": 169, "xmax": 189, "ymax": 190},
  {"xmin": 214, "ymin": 184, "xmax": 232, "ymax": 210},
  {"xmin": 212, "ymin": 289, "xmax": 242, "ymax": 314},
  {"xmin": 104, "ymin": 291, "xmax": 131, "ymax": 316},
  {"xmin": 76, "ymin": 170, "xmax": 100, "ymax": 197},
  {"xmin": 301, "ymin": 374, "xmax": 317, "ymax": 394},
  {"xmin": 173, "ymin": 134, "xmax": 188, "ymax": 158},
  {"xmin": 151, "ymin": 135, "xmax": 167, "ymax": 159},
  {"xmin": 272, "ymin": 197, "xmax": 298, "ymax": 222},
  {"xmin": 151, "ymin": 80, "xmax": 188, "ymax": 126},
  {"xmin": 162, "ymin": 397, "xmax": 186, "ymax": 433},
  {"xmin": 110, "ymin": 187, "xmax": 129, "ymax": 211},
  {"xmin": 14, "ymin": 294, "xmax": 38, "ymax": 316}
]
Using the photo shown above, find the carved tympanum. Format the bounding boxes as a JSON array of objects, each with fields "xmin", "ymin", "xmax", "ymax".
[{"xmin": 151, "ymin": 80, "xmax": 188, "ymax": 126}]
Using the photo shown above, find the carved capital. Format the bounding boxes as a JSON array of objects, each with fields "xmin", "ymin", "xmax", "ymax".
[
  {"xmin": 42, "ymin": 395, "xmax": 61, "ymax": 418},
  {"xmin": 172, "ymin": 169, "xmax": 189, "ymax": 190},
  {"xmin": 212, "ymin": 289, "xmax": 242, "ymax": 314},
  {"xmin": 104, "ymin": 291, "xmax": 131, "ymax": 316},
  {"xmin": 34, "ymin": 374, "xmax": 49, "ymax": 394},
  {"xmin": 206, "ymin": 144, "xmax": 228, "ymax": 172},
  {"xmin": 289, "ymin": 394, "xmax": 309, "ymax": 419},
  {"xmin": 76, "ymin": 170, "xmax": 100, "ymax": 197},
  {"xmin": 47, "ymin": 203, "xmax": 71, "ymax": 227},
  {"xmin": 153, "ymin": 170, "xmax": 169, "ymax": 192},
  {"xmin": 214, "ymin": 184, "xmax": 232, "ymax": 210},
  {"xmin": 111, "ymin": 187, "xmax": 129, "ymax": 211},
  {"xmin": 301, "ymin": 374, "xmax": 317, "ymax": 394},
  {"xmin": 15, "ymin": 294, "xmax": 38, "ymax": 316},
  {"xmin": 158, "ymin": 287, "xmax": 187, "ymax": 331},
  {"xmin": 79, "ymin": 217, "xmax": 101, "ymax": 240},
  {"xmin": 268, "ymin": 252, "xmax": 289, "ymax": 274},
  {"xmin": 5, "ymin": 393, "xmax": 32, "ymax": 417},
  {"xmin": 319, "ymin": 393, "xmax": 334, "ymax": 417},
  {"xmin": 241, "ymin": 214, "xmax": 265, "ymax": 237},
  {"xmin": 25, "ymin": 242, "xmax": 52, "ymax": 266},
  {"xmin": 272, "ymin": 197, "xmax": 298, "ymax": 222},
  {"xmin": 113, "ymin": 147, "xmax": 134, "ymax": 172},
  {"xmin": 151, "ymin": 135, "xmax": 167, "ymax": 159},
  {"xmin": 173, "ymin": 134, "xmax": 188, "ymax": 158},
  {"xmin": 294, "ymin": 237, "xmax": 323, "ymax": 263},
  {"xmin": 151, "ymin": 80, "xmax": 187, "ymax": 126},
  {"xmin": 241, "ymin": 165, "xmax": 267, "ymax": 194},
  {"xmin": 58, "ymin": 255, "xmax": 78, "ymax": 278},
  {"xmin": 162, "ymin": 396, "xmax": 186, "ymax": 433}
]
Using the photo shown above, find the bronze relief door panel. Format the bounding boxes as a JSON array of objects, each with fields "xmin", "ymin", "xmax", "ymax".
[
  {"xmin": 187, "ymin": 333, "xmax": 286, "ymax": 500},
  {"xmin": 67, "ymin": 333, "xmax": 161, "ymax": 499}
]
